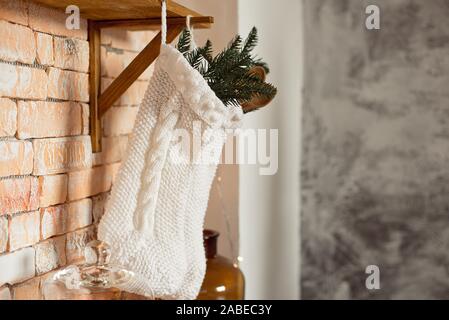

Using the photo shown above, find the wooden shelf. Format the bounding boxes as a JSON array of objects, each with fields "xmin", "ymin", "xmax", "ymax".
[
  {"xmin": 33, "ymin": 0, "xmax": 204, "ymax": 20},
  {"xmin": 33, "ymin": 0, "xmax": 213, "ymax": 152}
]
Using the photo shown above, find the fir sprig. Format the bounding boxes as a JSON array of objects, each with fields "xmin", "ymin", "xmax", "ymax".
[
  {"xmin": 177, "ymin": 29, "xmax": 191, "ymax": 55},
  {"xmin": 176, "ymin": 27, "xmax": 276, "ymax": 110}
]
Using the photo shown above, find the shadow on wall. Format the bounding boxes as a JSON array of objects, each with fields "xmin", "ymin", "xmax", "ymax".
[{"xmin": 301, "ymin": 0, "xmax": 449, "ymax": 299}]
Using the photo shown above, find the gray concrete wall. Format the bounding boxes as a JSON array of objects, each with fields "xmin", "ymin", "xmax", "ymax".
[{"xmin": 302, "ymin": 0, "xmax": 449, "ymax": 299}]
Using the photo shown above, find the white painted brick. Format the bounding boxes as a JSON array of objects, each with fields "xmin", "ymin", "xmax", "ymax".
[
  {"xmin": 47, "ymin": 67, "xmax": 89, "ymax": 102},
  {"xmin": 0, "ymin": 141, "xmax": 33, "ymax": 178},
  {"xmin": 32, "ymin": 136, "xmax": 92, "ymax": 175},
  {"xmin": 101, "ymin": 78, "xmax": 147, "ymax": 106},
  {"xmin": 0, "ymin": 20, "xmax": 36, "ymax": 64},
  {"xmin": 0, "ymin": 0, "xmax": 28, "ymax": 25},
  {"xmin": 92, "ymin": 136, "xmax": 128, "ymax": 166},
  {"xmin": 66, "ymin": 226, "xmax": 96, "ymax": 264},
  {"xmin": 68, "ymin": 166, "xmax": 114, "ymax": 201},
  {"xmin": 17, "ymin": 101, "xmax": 83, "ymax": 139},
  {"xmin": 35, "ymin": 236, "xmax": 66, "ymax": 275},
  {"xmin": 38, "ymin": 174, "xmax": 68, "ymax": 208},
  {"xmin": 0, "ymin": 247, "xmax": 35, "ymax": 286},
  {"xmin": 0, "ymin": 285, "xmax": 11, "ymax": 300},
  {"xmin": 12, "ymin": 276, "xmax": 41, "ymax": 300},
  {"xmin": 54, "ymin": 37, "xmax": 89, "ymax": 73},
  {"xmin": 0, "ymin": 98, "xmax": 17, "ymax": 137},
  {"xmin": 0, "ymin": 216, "xmax": 7, "ymax": 253},
  {"xmin": 67, "ymin": 199, "xmax": 93, "ymax": 232},
  {"xmin": 29, "ymin": 2, "xmax": 87, "ymax": 40},
  {"xmin": 82, "ymin": 103, "xmax": 89, "ymax": 135},
  {"xmin": 40, "ymin": 204, "xmax": 66, "ymax": 240},
  {"xmin": 9, "ymin": 211, "xmax": 40, "ymax": 251},
  {"xmin": 40, "ymin": 199, "xmax": 92, "ymax": 240},
  {"xmin": 0, "ymin": 176, "xmax": 39, "ymax": 215},
  {"xmin": 35, "ymin": 32, "xmax": 54, "ymax": 66},
  {"xmin": 92, "ymin": 192, "xmax": 110, "ymax": 223},
  {"xmin": 103, "ymin": 107, "xmax": 138, "ymax": 136},
  {"xmin": 0, "ymin": 63, "xmax": 47, "ymax": 100},
  {"xmin": 101, "ymin": 29, "xmax": 157, "ymax": 52}
]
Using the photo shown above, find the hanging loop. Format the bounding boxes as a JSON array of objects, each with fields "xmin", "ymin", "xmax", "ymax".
[
  {"xmin": 186, "ymin": 15, "xmax": 192, "ymax": 30},
  {"xmin": 186, "ymin": 15, "xmax": 197, "ymax": 50},
  {"xmin": 161, "ymin": 0, "xmax": 167, "ymax": 45}
]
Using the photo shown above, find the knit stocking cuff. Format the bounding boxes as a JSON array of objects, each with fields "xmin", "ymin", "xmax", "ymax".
[{"xmin": 157, "ymin": 44, "xmax": 243, "ymax": 130}]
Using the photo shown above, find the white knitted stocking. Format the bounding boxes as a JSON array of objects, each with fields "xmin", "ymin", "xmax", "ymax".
[
  {"xmin": 174, "ymin": 130, "xmax": 230, "ymax": 299},
  {"xmin": 98, "ymin": 44, "xmax": 242, "ymax": 299},
  {"xmin": 97, "ymin": 62, "xmax": 188, "ymax": 299}
]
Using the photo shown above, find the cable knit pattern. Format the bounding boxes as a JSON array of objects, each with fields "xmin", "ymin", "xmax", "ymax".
[
  {"xmin": 98, "ymin": 44, "xmax": 243, "ymax": 299},
  {"xmin": 134, "ymin": 98, "xmax": 179, "ymax": 233}
]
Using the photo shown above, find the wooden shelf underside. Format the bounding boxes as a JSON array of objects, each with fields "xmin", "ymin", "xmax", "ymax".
[{"xmin": 33, "ymin": 0, "xmax": 204, "ymax": 20}]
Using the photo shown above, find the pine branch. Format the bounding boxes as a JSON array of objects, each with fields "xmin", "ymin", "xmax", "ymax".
[
  {"xmin": 176, "ymin": 29, "xmax": 191, "ymax": 55},
  {"xmin": 241, "ymin": 27, "xmax": 258, "ymax": 58},
  {"xmin": 209, "ymin": 35, "xmax": 242, "ymax": 74},
  {"xmin": 185, "ymin": 48, "xmax": 204, "ymax": 70},
  {"xmin": 198, "ymin": 40, "xmax": 213, "ymax": 64},
  {"xmin": 176, "ymin": 26, "xmax": 277, "ymax": 110},
  {"xmin": 228, "ymin": 35, "xmax": 243, "ymax": 52},
  {"xmin": 213, "ymin": 74, "xmax": 277, "ymax": 107}
]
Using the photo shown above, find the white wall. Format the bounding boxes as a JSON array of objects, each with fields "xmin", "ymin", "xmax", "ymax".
[{"xmin": 238, "ymin": 0, "xmax": 303, "ymax": 299}]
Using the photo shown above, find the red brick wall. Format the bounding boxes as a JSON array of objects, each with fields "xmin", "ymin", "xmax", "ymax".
[{"xmin": 0, "ymin": 0, "xmax": 156, "ymax": 299}]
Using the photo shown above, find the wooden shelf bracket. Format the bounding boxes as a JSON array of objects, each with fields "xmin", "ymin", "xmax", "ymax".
[{"xmin": 89, "ymin": 16, "xmax": 213, "ymax": 152}]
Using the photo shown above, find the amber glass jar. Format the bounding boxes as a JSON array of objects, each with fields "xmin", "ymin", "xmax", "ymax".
[{"xmin": 197, "ymin": 230, "xmax": 245, "ymax": 300}]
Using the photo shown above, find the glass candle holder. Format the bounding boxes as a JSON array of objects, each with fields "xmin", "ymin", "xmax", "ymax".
[{"xmin": 42, "ymin": 240, "xmax": 143, "ymax": 300}]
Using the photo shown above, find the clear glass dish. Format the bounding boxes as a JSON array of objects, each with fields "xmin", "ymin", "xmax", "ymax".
[{"xmin": 42, "ymin": 240, "xmax": 143, "ymax": 300}]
